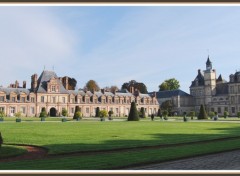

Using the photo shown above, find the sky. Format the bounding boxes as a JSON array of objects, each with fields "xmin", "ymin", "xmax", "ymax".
[{"xmin": 0, "ymin": 5, "xmax": 240, "ymax": 93}]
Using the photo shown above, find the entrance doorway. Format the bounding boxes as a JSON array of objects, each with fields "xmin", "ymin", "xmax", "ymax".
[{"xmin": 50, "ymin": 107, "xmax": 57, "ymax": 117}]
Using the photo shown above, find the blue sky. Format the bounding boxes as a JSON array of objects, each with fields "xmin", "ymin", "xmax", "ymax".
[{"xmin": 1, "ymin": 6, "xmax": 240, "ymax": 93}]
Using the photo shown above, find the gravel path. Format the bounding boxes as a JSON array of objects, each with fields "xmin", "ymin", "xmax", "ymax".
[{"xmin": 127, "ymin": 149, "xmax": 240, "ymax": 170}]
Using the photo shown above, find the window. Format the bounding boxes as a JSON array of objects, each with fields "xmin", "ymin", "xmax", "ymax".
[
  {"xmin": 0, "ymin": 96, "xmax": 4, "ymax": 102},
  {"xmin": 52, "ymin": 97, "xmax": 56, "ymax": 103},
  {"xmin": 230, "ymin": 86, "xmax": 234, "ymax": 94},
  {"xmin": 238, "ymin": 85, "xmax": 240, "ymax": 93},
  {"xmin": 231, "ymin": 96, "xmax": 235, "ymax": 104},
  {"xmin": 41, "ymin": 96, "xmax": 44, "ymax": 103},
  {"xmin": 232, "ymin": 107, "xmax": 236, "ymax": 114},
  {"xmin": 86, "ymin": 99, "xmax": 89, "ymax": 103},
  {"xmin": 218, "ymin": 107, "xmax": 221, "ymax": 114},
  {"xmin": 21, "ymin": 97, "xmax": 25, "ymax": 102},
  {"xmin": 10, "ymin": 107, "xmax": 15, "ymax": 114},
  {"xmin": 238, "ymin": 95, "xmax": 240, "ymax": 104},
  {"xmin": 115, "ymin": 100, "xmax": 118, "ymax": 104},
  {"xmin": 20, "ymin": 107, "xmax": 26, "ymax": 114},
  {"xmin": 109, "ymin": 99, "xmax": 111, "ymax": 103},
  {"xmin": 62, "ymin": 97, "xmax": 66, "ymax": 103},
  {"xmin": 71, "ymin": 108, "xmax": 74, "ymax": 113},
  {"xmin": 31, "ymin": 97, "xmax": 35, "ymax": 102},
  {"xmin": 31, "ymin": 107, "xmax": 34, "ymax": 114},
  {"xmin": 0, "ymin": 107, "xmax": 4, "ymax": 112},
  {"xmin": 86, "ymin": 108, "xmax": 89, "ymax": 113},
  {"xmin": 12, "ymin": 97, "xmax": 16, "ymax": 102},
  {"xmin": 51, "ymin": 85, "xmax": 56, "ymax": 92},
  {"xmin": 102, "ymin": 99, "xmax": 105, "ymax": 103},
  {"xmin": 225, "ymin": 107, "xmax": 228, "ymax": 112},
  {"xmin": 116, "ymin": 108, "xmax": 119, "ymax": 113},
  {"xmin": 71, "ymin": 98, "xmax": 75, "ymax": 103}
]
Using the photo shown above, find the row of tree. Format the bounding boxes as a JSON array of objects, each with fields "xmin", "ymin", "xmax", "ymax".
[{"xmin": 82, "ymin": 78, "xmax": 180, "ymax": 93}]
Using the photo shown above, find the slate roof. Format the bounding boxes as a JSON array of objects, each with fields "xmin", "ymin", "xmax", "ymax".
[
  {"xmin": 36, "ymin": 70, "xmax": 68, "ymax": 94},
  {"xmin": 0, "ymin": 87, "xmax": 30, "ymax": 95},
  {"xmin": 217, "ymin": 74, "xmax": 223, "ymax": 82},
  {"xmin": 216, "ymin": 83, "xmax": 228, "ymax": 95},
  {"xmin": 149, "ymin": 89, "xmax": 191, "ymax": 99},
  {"xmin": 230, "ymin": 71, "xmax": 240, "ymax": 83},
  {"xmin": 190, "ymin": 70, "xmax": 205, "ymax": 87},
  {"xmin": 206, "ymin": 56, "xmax": 212, "ymax": 65}
]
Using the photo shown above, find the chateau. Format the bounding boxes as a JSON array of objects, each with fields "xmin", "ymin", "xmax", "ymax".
[
  {"xmin": 190, "ymin": 56, "xmax": 240, "ymax": 116},
  {"xmin": 0, "ymin": 70, "xmax": 159, "ymax": 117},
  {"xmin": 0, "ymin": 57, "xmax": 239, "ymax": 118}
]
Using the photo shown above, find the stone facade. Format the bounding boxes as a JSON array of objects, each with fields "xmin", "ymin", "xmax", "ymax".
[
  {"xmin": 190, "ymin": 56, "xmax": 240, "ymax": 116},
  {"xmin": 0, "ymin": 70, "xmax": 159, "ymax": 117}
]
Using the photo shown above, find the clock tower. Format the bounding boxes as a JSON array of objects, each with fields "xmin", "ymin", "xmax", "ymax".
[{"xmin": 204, "ymin": 56, "xmax": 216, "ymax": 107}]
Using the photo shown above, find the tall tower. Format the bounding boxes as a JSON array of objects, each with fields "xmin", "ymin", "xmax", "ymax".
[{"xmin": 204, "ymin": 56, "xmax": 216, "ymax": 107}]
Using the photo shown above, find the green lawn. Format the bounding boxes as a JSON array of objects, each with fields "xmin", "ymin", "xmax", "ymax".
[
  {"xmin": 0, "ymin": 145, "xmax": 27, "ymax": 158},
  {"xmin": 1, "ymin": 120, "xmax": 240, "ymax": 169}
]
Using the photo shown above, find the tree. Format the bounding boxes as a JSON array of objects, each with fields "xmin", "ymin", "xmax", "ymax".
[
  {"xmin": 62, "ymin": 108, "xmax": 68, "ymax": 117},
  {"xmin": 99, "ymin": 110, "xmax": 108, "ymax": 118},
  {"xmin": 198, "ymin": 104, "xmax": 208, "ymax": 120},
  {"xmin": 40, "ymin": 107, "xmax": 47, "ymax": 118},
  {"xmin": 0, "ymin": 132, "xmax": 3, "ymax": 148},
  {"xmin": 103, "ymin": 86, "xmax": 119, "ymax": 93},
  {"xmin": 162, "ymin": 110, "xmax": 168, "ymax": 120},
  {"xmin": 128, "ymin": 102, "xmax": 140, "ymax": 121},
  {"xmin": 140, "ymin": 107, "xmax": 146, "ymax": 118},
  {"xmin": 157, "ymin": 108, "xmax": 161, "ymax": 117},
  {"xmin": 188, "ymin": 111, "xmax": 195, "ymax": 120},
  {"xmin": 108, "ymin": 110, "xmax": 113, "ymax": 117},
  {"xmin": 121, "ymin": 80, "xmax": 148, "ymax": 93},
  {"xmin": 237, "ymin": 112, "xmax": 240, "ymax": 118},
  {"xmin": 73, "ymin": 106, "xmax": 82, "ymax": 119},
  {"xmin": 224, "ymin": 111, "xmax": 229, "ymax": 119},
  {"xmin": 159, "ymin": 78, "xmax": 180, "ymax": 91},
  {"xmin": 15, "ymin": 112, "xmax": 22, "ymax": 118},
  {"xmin": 208, "ymin": 111, "xmax": 215, "ymax": 119},
  {"xmin": 84, "ymin": 80, "xmax": 100, "ymax": 92},
  {"xmin": 161, "ymin": 100, "xmax": 173, "ymax": 115},
  {"xmin": 95, "ymin": 107, "xmax": 100, "ymax": 117}
]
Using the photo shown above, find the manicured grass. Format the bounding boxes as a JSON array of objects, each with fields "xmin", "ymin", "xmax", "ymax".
[
  {"xmin": 1, "ymin": 121, "xmax": 240, "ymax": 154},
  {"xmin": 0, "ymin": 145, "xmax": 27, "ymax": 158},
  {"xmin": 1, "ymin": 138, "xmax": 240, "ymax": 170}
]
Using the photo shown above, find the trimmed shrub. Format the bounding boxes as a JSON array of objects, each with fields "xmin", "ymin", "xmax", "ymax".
[
  {"xmin": 151, "ymin": 114, "xmax": 154, "ymax": 121},
  {"xmin": 198, "ymin": 104, "xmax": 208, "ymax": 120},
  {"xmin": 140, "ymin": 107, "xmax": 146, "ymax": 118},
  {"xmin": 73, "ymin": 106, "xmax": 82, "ymax": 119},
  {"xmin": 0, "ymin": 132, "xmax": 3, "ymax": 148},
  {"xmin": 157, "ymin": 108, "xmax": 161, "ymax": 117},
  {"xmin": 208, "ymin": 111, "xmax": 215, "ymax": 119},
  {"xmin": 108, "ymin": 110, "xmax": 113, "ymax": 117},
  {"xmin": 188, "ymin": 111, "xmax": 195, "ymax": 120},
  {"xmin": 224, "ymin": 111, "xmax": 229, "ymax": 119},
  {"xmin": 99, "ymin": 110, "xmax": 108, "ymax": 118},
  {"xmin": 40, "ymin": 107, "xmax": 47, "ymax": 118},
  {"xmin": 16, "ymin": 118, "xmax": 21, "ymax": 122},
  {"xmin": 95, "ymin": 107, "xmax": 100, "ymax": 117},
  {"xmin": 237, "ymin": 112, "xmax": 240, "ymax": 118},
  {"xmin": 128, "ymin": 102, "xmax": 140, "ymax": 121},
  {"xmin": 62, "ymin": 118, "xmax": 67, "ymax": 122},
  {"xmin": 62, "ymin": 108, "xmax": 68, "ymax": 117},
  {"xmin": 162, "ymin": 110, "xmax": 168, "ymax": 119},
  {"xmin": 0, "ymin": 111, "xmax": 4, "ymax": 121}
]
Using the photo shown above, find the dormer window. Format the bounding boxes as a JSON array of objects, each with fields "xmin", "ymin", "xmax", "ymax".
[{"xmin": 52, "ymin": 86, "xmax": 56, "ymax": 92}]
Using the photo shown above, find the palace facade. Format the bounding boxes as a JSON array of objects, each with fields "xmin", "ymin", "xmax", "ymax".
[{"xmin": 0, "ymin": 70, "xmax": 159, "ymax": 117}]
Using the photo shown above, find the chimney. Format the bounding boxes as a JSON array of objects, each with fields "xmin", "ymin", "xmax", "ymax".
[
  {"xmin": 23, "ymin": 81, "xmax": 26, "ymax": 89},
  {"xmin": 134, "ymin": 89, "xmax": 140, "ymax": 96},
  {"xmin": 62, "ymin": 76, "xmax": 69, "ymax": 90},
  {"xmin": 101, "ymin": 89, "xmax": 105, "ymax": 94},
  {"xmin": 129, "ymin": 86, "xmax": 134, "ymax": 93},
  {"xmin": 15, "ymin": 80, "xmax": 19, "ymax": 88},
  {"xmin": 154, "ymin": 91, "xmax": 157, "ymax": 98},
  {"xmin": 31, "ymin": 74, "xmax": 38, "ymax": 91}
]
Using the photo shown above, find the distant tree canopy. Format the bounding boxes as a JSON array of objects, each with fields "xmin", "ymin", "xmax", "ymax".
[
  {"xmin": 103, "ymin": 86, "xmax": 119, "ymax": 93},
  {"xmin": 159, "ymin": 78, "xmax": 180, "ymax": 91},
  {"xmin": 121, "ymin": 80, "xmax": 148, "ymax": 94},
  {"xmin": 84, "ymin": 80, "xmax": 100, "ymax": 92}
]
